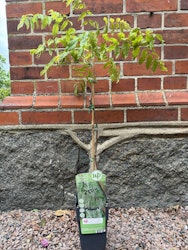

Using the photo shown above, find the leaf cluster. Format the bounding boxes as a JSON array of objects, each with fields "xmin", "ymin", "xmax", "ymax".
[{"xmin": 18, "ymin": 0, "xmax": 167, "ymax": 94}]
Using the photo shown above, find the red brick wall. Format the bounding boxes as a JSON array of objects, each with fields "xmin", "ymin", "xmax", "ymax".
[{"xmin": 1, "ymin": 0, "xmax": 188, "ymax": 126}]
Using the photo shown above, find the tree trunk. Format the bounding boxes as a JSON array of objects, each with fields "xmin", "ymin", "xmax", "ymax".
[{"xmin": 90, "ymin": 81, "xmax": 97, "ymax": 172}]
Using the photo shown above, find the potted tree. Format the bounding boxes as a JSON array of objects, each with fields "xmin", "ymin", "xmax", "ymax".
[{"xmin": 18, "ymin": 0, "xmax": 167, "ymax": 249}]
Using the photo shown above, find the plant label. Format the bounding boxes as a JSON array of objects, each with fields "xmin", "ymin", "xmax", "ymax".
[{"xmin": 76, "ymin": 172, "xmax": 107, "ymax": 234}]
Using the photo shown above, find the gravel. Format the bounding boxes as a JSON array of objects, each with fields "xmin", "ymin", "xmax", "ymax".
[{"xmin": 0, "ymin": 206, "xmax": 188, "ymax": 250}]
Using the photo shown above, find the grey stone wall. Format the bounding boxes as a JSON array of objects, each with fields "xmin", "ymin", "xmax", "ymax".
[{"xmin": 0, "ymin": 130, "xmax": 188, "ymax": 211}]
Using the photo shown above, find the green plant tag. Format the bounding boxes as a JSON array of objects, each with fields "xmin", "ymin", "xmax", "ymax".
[{"xmin": 76, "ymin": 171, "xmax": 107, "ymax": 234}]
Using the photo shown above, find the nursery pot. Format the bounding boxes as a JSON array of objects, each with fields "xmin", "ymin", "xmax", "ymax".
[{"xmin": 76, "ymin": 171, "xmax": 108, "ymax": 250}]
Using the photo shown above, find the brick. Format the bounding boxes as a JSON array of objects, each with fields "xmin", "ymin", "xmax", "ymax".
[
  {"xmin": 161, "ymin": 30, "xmax": 188, "ymax": 44},
  {"xmin": 164, "ymin": 46, "xmax": 188, "ymax": 60},
  {"xmin": 86, "ymin": 95, "xmax": 110, "ymax": 108},
  {"xmin": 11, "ymin": 81, "xmax": 34, "ymax": 95},
  {"xmin": 137, "ymin": 14, "xmax": 162, "ymax": 28},
  {"xmin": 72, "ymin": 64, "xmax": 109, "ymax": 78},
  {"xmin": 74, "ymin": 110, "xmax": 124, "ymax": 124},
  {"xmin": 9, "ymin": 52, "xmax": 32, "ymax": 66},
  {"xmin": 95, "ymin": 63, "xmax": 116, "ymax": 77},
  {"xmin": 94, "ymin": 80, "xmax": 109, "ymax": 93},
  {"xmin": 7, "ymin": 19, "xmax": 30, "ymax": 34},
  {"xmin": 10, "ymin": 67, "xmax": 44, "ymax": 80},
  {"xmin": 137, "ymin": 78, "xmax": 161, "ymax": 90},
  {"xmin": 34, "ymin": 96, "xmax": 59, "ymax": 109},
  {"xmin": 61, "ymin": 79, "xmax": 109, "ymax": 93},
  {"xmin": 126, "ymin": 0, "xmax": 177, "ymax": 12},
  {"xmin": 61, "ymin": 79, "xmax": 109, "ymax": 94},
  {"xmin": 47, "ymin": 66, "xmax": 69, "ymax": 79},
  {"xmin": 69, "ymin": 17, "xmax": 82, "ymax": 30},
  {"xmin": 0, "ymin": 96, "xmax": 33, "ymax": 109},
  {"xmin": 181, "ymin": 0, "xmax": 188, "ymax": 10},
  {"xmin": 61, "ymin": 95, "xmax": 84, "ymax": 108},
  {"xmin": 8, "ymin": 36, "xmax": 42, "ymax": 50},
  {"xmin": 0, "ymin": 112, "xmax": 19, "ymax": 125},
  {"xmin": 164, "ymin": 77, "xmax": 187, "ymax": 90},
  {"xmin": 181, "ymin": 108, "xmax": 188, "ymax": 121},
  {"xmin": 138, "ymin": 92, "xmax": 165, "ymax": 106},
  {"xmin": 123, "ymin": 62, "xmax": 172, "ymax": 76},
  {"xmin": 79, "ymin": 0, "xmax": 123, "ymax": 14},
  {"xmin": 112, "ymin": 94, "xmax": 136, "ymax": 107},
  {"xmin": 84, "ymin": 16, "xmax": 106, "ymax": 31},
  {"xmin": 22, "ymin": 111, "xmax": 72, "ymax": 124},
  {"xmin": 166, "ymin": 91, "xmax": 188, "ymax": 105},
  {"xmin": 34, "ymin": 52, "xmax": 55, "ymax": 65},
  {"xmin": 45, "ymin": 1, "xmax": 70, "ymax": 15},
  {"xmin": 74, "ymin": 110, "xmax": 91, "ymax": 124},
  {"xmin": 61, "ymin": 80, "xmax": 76, "ymax": 93},
  {"xmin": 127, "ymin": 108, "xmax": 178, "ymax": 122},
  {"xmin": 36, "ymin": 81, "xmax": 59, "ymax": 94},
  {"xmin": 175, "ymin": 61, "xmax": 188, "ymax": 74},
  {"xmin": 111, "ymin": 79, "xmax": 135, "ymax": 92},
  {"xmin": 96, "ymin": 110, "xmax": 124, "ymax": 123},
  {"xmin": 165, "ymin": 13, "xmax": 188, "ymax": 27},
  {"xmin": 6, "ymin": 2, "xmax": 42, "ymax": 18}
]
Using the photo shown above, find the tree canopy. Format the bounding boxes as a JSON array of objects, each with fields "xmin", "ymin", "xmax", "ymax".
[{"xmin": 0, "ymin": 55, "xmax": 10, "ymax": 100}]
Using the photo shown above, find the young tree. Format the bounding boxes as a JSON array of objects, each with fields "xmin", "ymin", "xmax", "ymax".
[{"xmin": 18, "ymin": 0, "xmax": 167, "ymax": 172}]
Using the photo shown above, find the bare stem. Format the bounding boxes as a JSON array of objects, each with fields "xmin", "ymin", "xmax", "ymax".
[{"xmin": 89, "ymin": 60, "xmax": 97, "ymax": 172}]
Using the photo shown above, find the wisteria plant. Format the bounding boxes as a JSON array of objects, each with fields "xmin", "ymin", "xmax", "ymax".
[{"xmin": 18, "ymin": 0, "xmax": 167, "ymax": 173}]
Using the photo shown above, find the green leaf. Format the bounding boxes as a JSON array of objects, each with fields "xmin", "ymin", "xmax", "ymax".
[
  {"xmin": 67, "ymin": 37, "xmax": 79, "ymax": 51},
  {"xmin": 61, "ymin": 20, "xmax": 69, "ymax": 30},
  {"xmin": 152, "ymin": 60, "xmax": 159, "ymax": 72},
  {"xmin": 146, "ymin": 55, "xmax": 153, "ymax": 69},
  {"xmin": 17, "ymin": 15, "xmax": 31, "ymax": 30},
  {"xmin": 114, "ymin": 46, "xmax": 120, "ymax": 58},
  {"xmin": 47, "ymin": 38, "xmax": 54, "ymax": 47},
  {"xmin": 121, "ymin": 42, "xmax": 130, "ymax": 58},
  {"xmin": 74, "ymin": 82, "xmax": 79, "ymax": 96},
  {"xmin": 156, "ymin": 34, "xmax": 164, "ymax": 43},
  {"xmin": 159, "ymin": 61, "xmax": 168, "ymax": 72},
  {"xmin": 118, "ymin": 32, "xmax": 125, "ymax": 40},
  {"xmin": 103, "ymin": 17, "xmax": 108, "ymax": 25},
  {"xmin": 138, "ymin": 49, "xmax": 148, "ymax": 64},
  {"xmin": 30, "ymin": 43, "xmax": 46, "ymax": 57},
  {"xmin": 46, "ymin": 16, "xmax": 53, "ymax": 27},
  {"xmin": 132, "ymin": 46, "xmax": 140, "ymax": 59},
  {"xmin": 52, "ymin": 23, "xmax": 59, "ymax": 36}
]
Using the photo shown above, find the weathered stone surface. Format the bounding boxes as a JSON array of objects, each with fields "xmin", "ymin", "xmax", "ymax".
[
  {"xmin": 0, "ymin": 130, "xmax": 188, "ymax": 211},
  {"xmin": 100, "ymin": 136, "xmax": 188, "ymax": 208},
  {"xmin": 0, "ymin": 130, "xmax": 89, "ymax": 211}
]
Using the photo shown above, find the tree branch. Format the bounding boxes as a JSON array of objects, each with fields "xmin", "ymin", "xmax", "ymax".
[{"xmin": 66, "ymin": 130, "xmax": 90, "ymax": 153}]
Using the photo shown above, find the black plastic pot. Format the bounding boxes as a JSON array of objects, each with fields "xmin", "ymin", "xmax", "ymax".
[{"xmin": 76, "ymin": 206, "xmax": 108, "ymax": 250}]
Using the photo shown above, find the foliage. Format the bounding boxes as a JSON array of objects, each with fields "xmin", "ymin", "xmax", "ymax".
[
  {"xmin": 18, "ymin": 0, "xmax": 167, "ymax": 95},
  {"xmin": 0, "ymin": 55, "xmax": 10, "ymax": 100}
]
